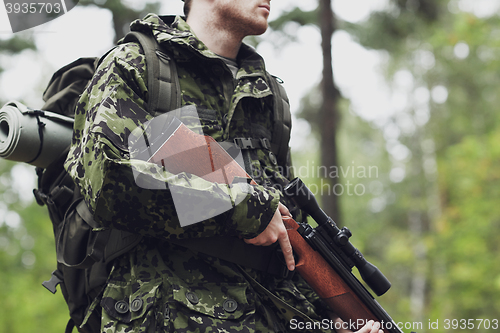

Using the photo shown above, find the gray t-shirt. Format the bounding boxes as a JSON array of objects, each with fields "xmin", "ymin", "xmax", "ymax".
[{"xmin": 218, "ymin": 55, "xmax": 239, "ymax": 78}]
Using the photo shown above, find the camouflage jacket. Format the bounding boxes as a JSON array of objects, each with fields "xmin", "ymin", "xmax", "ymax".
[{"xmin": 65, "ymin": 14, "xmax": 333, "ymax": 333}]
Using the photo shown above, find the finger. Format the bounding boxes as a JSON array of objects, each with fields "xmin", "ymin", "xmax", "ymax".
[
  {"xmin": 277, "ymin": 227, "xmax": 295, "ymax": 271},
  {"xmin": 278, "ymin": 202, "xmax": 291, "ymax": 217},
  {"xmin": 354, "ymin": 320, "xmax": 374, "ymax": 333},
  {"xmin": 243, "ymin": 228, "xmax": 277, "ymax": 246},
  {"xmin": 244, "ymin": 235, "xmax": 264, "ymax": 246},
  {"xmin": 370, "ymin": 321, "xmax": 381, "ymax": 333},
  {"xmin": 243, "ymin": 237, "xmax": 256, "ymax": 244},
  {"xmin": 361, "ymin": 320, "xmax": 383, "ymax": 333}
]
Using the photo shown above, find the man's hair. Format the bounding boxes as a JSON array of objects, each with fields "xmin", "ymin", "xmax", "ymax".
[{"xmin": 183, "ymin": 0, "xmax": 192, "ymax": 17}]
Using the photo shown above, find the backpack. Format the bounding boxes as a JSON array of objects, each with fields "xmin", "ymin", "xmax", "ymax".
[
  {"xmin": 32, "ymin": 27, "xmax": 292, "ymax": 333},
  {"xmin": 34, "ymin": 30, "xmax": 182, "ymax": 333}
]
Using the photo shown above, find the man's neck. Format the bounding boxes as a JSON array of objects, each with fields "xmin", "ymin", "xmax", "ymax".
[{"xmin": 186, "ymin": 11, "xmax": 242, "ymax": 60}]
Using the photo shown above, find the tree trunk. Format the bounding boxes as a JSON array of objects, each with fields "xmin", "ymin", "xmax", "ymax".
[{"xmin": 319, "ymin": 0, "xmax": 341, "ymax": 223}]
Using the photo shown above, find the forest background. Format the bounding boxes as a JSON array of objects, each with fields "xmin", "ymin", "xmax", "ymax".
[{"xmin": 0, "ymin": 0, "xmax": 499, "ymax": 332}]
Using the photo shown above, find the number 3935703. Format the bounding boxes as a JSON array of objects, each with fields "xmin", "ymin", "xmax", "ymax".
[
  {"xmin": 5, "ymin": 2, "xmax": 62, "ymax": 15},
  {"xmin": 443, "ymin": 319, "xmax": 499, "ymax": 330}
]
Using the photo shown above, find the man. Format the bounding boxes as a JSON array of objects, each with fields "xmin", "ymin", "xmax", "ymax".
[{"xmin": 64, "ymin": 0, "xmax": 383, "ymax": 332}]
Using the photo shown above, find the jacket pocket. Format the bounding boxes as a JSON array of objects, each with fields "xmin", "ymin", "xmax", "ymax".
[
  {"xmin": 166, "ymin": 281, "xmax": 253, "ymax": 332},
  {"xmin": 100, "ymin": 278, "xmax": 162, "ymax": 332}
]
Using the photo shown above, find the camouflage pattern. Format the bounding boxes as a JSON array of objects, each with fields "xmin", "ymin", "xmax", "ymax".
[{"xmin": 64, "ymin": 14, "xmax": 334, "ymax": 332}]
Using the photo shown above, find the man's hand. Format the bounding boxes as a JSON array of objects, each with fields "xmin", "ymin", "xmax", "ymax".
[{"xmin": 244, "ymin": 202, "xmax": 295, "ymax": 271}]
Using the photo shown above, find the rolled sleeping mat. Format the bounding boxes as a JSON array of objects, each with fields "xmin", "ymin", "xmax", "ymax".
[{"xmin": 0, "ymin": 101, "xmax": 74, "ymax": 168}]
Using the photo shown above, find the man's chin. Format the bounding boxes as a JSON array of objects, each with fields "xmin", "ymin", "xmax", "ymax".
[{"xmin": 249, "ymin": 22, "xmax": 268, "ymax": 36}]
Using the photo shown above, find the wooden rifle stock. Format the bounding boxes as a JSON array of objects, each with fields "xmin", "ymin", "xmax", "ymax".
[{"xmin": 283, "ymin": 216, "xmax": 395, "ymax": 333}]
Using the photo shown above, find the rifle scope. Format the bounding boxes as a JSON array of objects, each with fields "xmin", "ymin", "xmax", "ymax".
[{"xmin": 284, "ymin": 177, "xmax": 392, "ymax": 297}]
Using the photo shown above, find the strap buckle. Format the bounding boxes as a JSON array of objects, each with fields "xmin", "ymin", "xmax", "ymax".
[
  {"xmin": 260, "ymin": 138, "xmax": 271, "ymax": 150},
  {"xmin": 234, "ymin": 138, "xmax": 254, "ymax": 149},
  {"xmin": 233, "ymin": 137, "xmax": 271, "ymax": 150},
  {"xmin": 42, "ymin": 270, "xmax": 64, "ymax": 294},
  {"xmin": 33, "ymin": 188, "xmax": 48, "ymax": 206}
]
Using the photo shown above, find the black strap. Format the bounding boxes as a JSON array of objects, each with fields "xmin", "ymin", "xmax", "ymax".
[
  {"xmin": 64, "ymin": 319, "xmax": 76, "ymax": 333},
  {"xmin": 268, "ymin": 75, "xmax": 291, "ymax": 167},
  {"xmin": 56, "ymin": 200, "xmax": 111, "ymax": 269},
  {"xmin": 25, "ymin": 110, "xmax": 46, "ymax": 165},
  {"xmin": 33, "ymin": 146, "xmax": 74, "ymax": 209},
  {"xmin": 168, "ymin": 237, "xmax": 292, "ymax": 278}
]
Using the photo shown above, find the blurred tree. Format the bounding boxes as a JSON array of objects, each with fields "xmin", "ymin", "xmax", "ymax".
[
  {"xmin": 268, "ymin": 1, "xmax": 343, "ymax": 224},
  {"xmin": 318, "ymin": 0, "xmax": 343, "ymax": 224}
]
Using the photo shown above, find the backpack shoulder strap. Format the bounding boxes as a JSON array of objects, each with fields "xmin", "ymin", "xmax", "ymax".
[
  {"xmin": 121, "ymin": 31, "xmax": 181, "ymax": 116},
  {"xmin": 268, "ymin": 74, "xmax": 292, "ymax": 168}
]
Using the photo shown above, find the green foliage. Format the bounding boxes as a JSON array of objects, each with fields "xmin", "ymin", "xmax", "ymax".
[
  {"xmin": 269, "ymin": 7, "xmax": 319, "ymax": 31},
  {"xmin": 433, "ymin": 130, "xmax": 500, "ymax": 320},
  {"xmin": 0, "ymin": 160, "xmax": 68, "ymax": 332},
  {"xmin": 342, "ymin": 11, "xmax": 418, "ymax": 54},
  {"xmin": 0, "ymin": 36, "xmax": 36, "ymax": 54},
  {"xmin": 425, "ymin": 13, "xmax": 500, "ymax": 151},
  {"xmin": 79, "ymin": 0, "xmax": 162, "ymax": 41},
  {"xmin": 387, "ymin": 0, "xmax": 442, "ymax": 23},
  {"xmin": 258, "ymin": 7, "xmax": 319, "ymax": 49},
  {"xmin": 341, "ymin": 0, "xmax": 446, "ymax": 55},
  {"xmin": 0, "ymin": 35, "xmax": 36, "ymax": 75}
]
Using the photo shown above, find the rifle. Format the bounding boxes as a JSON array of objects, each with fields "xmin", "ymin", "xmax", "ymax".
[
  {"xmin": 283, "ymin": 178, "xmax": 412, "ymax": 333},
  {"xmin": 139, "ymin": 114, "xmax": 413, "ymax": 332}
]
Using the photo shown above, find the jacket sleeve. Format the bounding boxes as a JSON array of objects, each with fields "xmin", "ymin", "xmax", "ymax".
[{"xmin": 64, "ymin": 43, "xmax": 280, "ymax": 240}]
